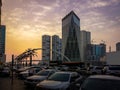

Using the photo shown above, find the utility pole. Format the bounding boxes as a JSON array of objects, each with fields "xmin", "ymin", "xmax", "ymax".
[
  {"xmin": 11, "ymin": 54, "xmax": 14, "ymax": 85},
  {"xmin": 30, "ymin": 54, "xmax": 32, "ymax": 66}
]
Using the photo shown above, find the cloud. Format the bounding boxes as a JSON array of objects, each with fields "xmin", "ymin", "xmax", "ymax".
[
  {"xmin": 86, "ymin": 0, "xmax": 120, "ymax": 8},
  {"xmin": 2, "ymin": 0, "xmax": 120, "ymax": 60}
]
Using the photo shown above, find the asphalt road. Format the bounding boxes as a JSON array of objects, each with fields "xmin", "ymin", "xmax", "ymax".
[{"xmin": 0, "ymin": 76, "xmax": 30, "ymax": 90}]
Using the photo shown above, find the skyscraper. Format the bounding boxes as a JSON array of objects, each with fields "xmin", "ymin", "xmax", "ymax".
[
  {"xmin": 80, "ymin": 30, "xmax": 91, "ymax": 62},
  {"xmin": 116, "ymin": 42, "xmax": 120, "ymax": 52},
  {"xmin": 62, "ymin": 11, "xmax": 81, "ymax": 62},
  {"xmin": 42, "ymin": 35, "xmax": 51, "ymax": 61},
  {"xmin": 0, "ymin": 25, "xmax": 6, "ymax": 63},
  {"xmin": 52, "ymin": 35, "xmax": 62, "ymax": 61}
]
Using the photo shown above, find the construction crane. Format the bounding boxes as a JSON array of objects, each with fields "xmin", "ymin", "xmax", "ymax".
[
  {"xmin": 101, "ymin": 40, "xmax": 106, "ymax": 44},
  {"xmin": 91, "ymin": 39, "xmax": 96, "ymax": 44}
]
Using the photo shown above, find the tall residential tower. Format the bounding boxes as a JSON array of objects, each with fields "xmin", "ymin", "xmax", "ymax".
[
  {"xmin": 42, "ymin": 35, "xmax": 51, "ymax": 61},
  {"xmin": 80, "ymin": 30, "xmax": 91, "ymax": 62},
  {"xmin": 52, "ymin": 35, "xmax": 62, "ymax": 61},
  {"xmin": 62, "ymin": 11, "xmax": 81, "ymax": 62}
]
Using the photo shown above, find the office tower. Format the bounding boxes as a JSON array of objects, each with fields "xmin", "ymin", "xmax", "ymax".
[
  {"xmin": 80, "ymin": 30, "xmax": 91, "ymax": 62},
  {"xmin": 100, "ymin": 43, "xmax": 106, "ymax": 57},
  {"xmin": 87, "ymin": 43, "xmax": 106, "ymax": 61},
  {"xmin": 116, "ymin": 42, "xmax": 120, "ymax": 52},
  {"xmin": 52, "ymin": 35, "xmax": 62, "ymax": 61},
  {"xmin": 42, "ymin": 35, "xmax": 51, "ymax": 61},
  {"xmin": 62, "ymin": 11, "xmax": 81, "ymax": 62},
  {"xmin": 0, "ymin": 25, "xmax": 6, "ymax": 63}
]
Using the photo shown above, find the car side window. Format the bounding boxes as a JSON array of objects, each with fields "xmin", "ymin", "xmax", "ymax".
[{"xmin": 48, "ymin": 71, "xmax": 55, "ymax": 76}]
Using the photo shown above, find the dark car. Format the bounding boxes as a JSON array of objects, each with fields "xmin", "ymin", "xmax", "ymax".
[
  {"xmin": 80, "ymin": 75, "xmax": 120, "ymax": 90},
  {"xmin": 0, "ymin": 67, "xmax": 10, "ymax": 77}
]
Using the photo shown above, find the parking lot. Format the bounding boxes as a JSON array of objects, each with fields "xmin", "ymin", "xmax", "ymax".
[
  {"xmin": 0, "ymin": 76, "xmax": 28, "ymax": 90},
  {"xmin": 0, "ymin": 65, "xmax": 120, "ymax": 90}
]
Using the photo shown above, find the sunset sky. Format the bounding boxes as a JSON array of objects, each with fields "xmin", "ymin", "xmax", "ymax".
[{"xmin": 2, "ymin": 0, "xmax": 120, "ymax": 61}]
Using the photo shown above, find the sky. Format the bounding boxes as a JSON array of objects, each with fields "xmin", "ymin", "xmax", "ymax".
[{"xmin": 1, "ymin": 0, "xmax": 120, "ymax": 61}]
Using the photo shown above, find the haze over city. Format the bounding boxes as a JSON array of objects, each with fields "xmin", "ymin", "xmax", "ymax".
[{"xmin": 1, "ymin": 0, "xmax": 120, "ymax": 61}]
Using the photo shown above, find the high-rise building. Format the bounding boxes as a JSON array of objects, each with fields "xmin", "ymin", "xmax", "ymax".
[
  {"xmin": 0, "ymin": 25, "xmax": 6, "ymax": 63},
  {"xmin": 42, "ymin": 35, "xmax": 51, "ymax": 61},
  {"xmin": 52, "ymin": 35, "xmax": 62, "ymax": 61},
  {"xmin": 0, "ymin": 0, "xmax": 1, "ymax": 22},
  {"xmin": 62, "ymin": 11, "xmax": 81, "ymax": 62},
  {"xmin": 87, "ymin": 43, "xmax": 106, "ymax": 61},
  {"xmin": 116, "ymin": 42, "xmax": 120, "ymax": 52},
  {"xmin": 80, "ymin": 30, "xmax": 91, "ymax": 62}
]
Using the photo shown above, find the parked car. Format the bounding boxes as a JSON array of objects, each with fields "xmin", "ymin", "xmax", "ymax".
[
  {"xmin": 59, "ymin": 65, "xmax": 69, "ymax": 71},
  {"xmin": 87, "ymin": 66, "xmax": 103, "ymax": 75},
  {"xmin": 16, "ymin": 66, "xmax": 31, "ymax": 74},
  {"xmin": 36, "ymin": 71, "xmax": 82, "ymax": 90},
  {"xmin": 80, "ymin": 75, "xmax": 120, "ymax": 90},
  {"xmin": 0, "ymin": 67, "xmax": 10, "ymax": 76},
  {"xmin": 103, "ymin": 66, "xmax": 120, "ymax": 76},
  {"xmin": 24, "ymin": 69, "xmax": 56, "ymax": 87},
  {"xmin": 18, "ymin": 66, "xmax": 41, "ymax": 79}
]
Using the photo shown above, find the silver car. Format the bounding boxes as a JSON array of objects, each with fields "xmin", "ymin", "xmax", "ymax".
[
  {"xmin": 36, "ymin": 71, "xmax": 82, "ymax": 90},
  {"xmin": 24, "ymin": 69, "xmax": 56, "ymax": 87}
]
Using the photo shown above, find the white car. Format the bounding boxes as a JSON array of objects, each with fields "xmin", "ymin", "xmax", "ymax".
[
  {"xmin": 24, "ymin": 69, "xmax": 56, "ymax": 87},
  {"xmin": 103, "ymin": 66, "xmax": 120, "ymax": 76},
  {"xmin": 87, "ymin": 66, "xmax": 103, "ymax": 74},
  {"xmin": 18, "ymin": 66, "xmax": 41, "ymax": 79},
  {"xmin": 36, "ymin": 71, "xmax": 82, "ymax": 90}
]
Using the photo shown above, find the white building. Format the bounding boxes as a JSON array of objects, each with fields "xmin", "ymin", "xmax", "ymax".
[
  {"xmin": 52, "ymin": 35, "xmax": 62, "ymax": 61},
  {"xmin": 42, "ymin": 35, "xmax": 51, "ymax": 61},
  {"xmin": 62, "ymin": 11, "xmax": 81, "ymax": 62},
  {"xmin": 80, "ymin": 30, "xmax": 91, "ymax": 62},
  {"xmin": 106, "ymin": 51, "xmax": 120, "ymax": 65}
]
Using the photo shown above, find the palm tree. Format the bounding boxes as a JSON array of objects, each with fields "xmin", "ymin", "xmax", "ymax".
[
  {"xmin": 24, "ymin": 48, "xmax": 37, "ymax": 66},
  {"xmin": 15, "ymin": 48, "xmax": 37, "ymax": 66}
]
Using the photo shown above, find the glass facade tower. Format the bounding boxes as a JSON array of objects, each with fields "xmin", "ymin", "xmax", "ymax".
[{"xmin": 62, "ymin": 11, "xmax": 81, "ymax": 62}]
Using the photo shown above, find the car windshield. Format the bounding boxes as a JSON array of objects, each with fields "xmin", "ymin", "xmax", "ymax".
[
  {"xmin": 81, "ymin": 78, "xmax": 120, "ymax": 90},
  {"xmin": 36, "ymin": 70, "xmax": 49, "ymax": 76},
  {"xmin": 48, "ymin": 73, "xmax": 70, "ymax": 82}
]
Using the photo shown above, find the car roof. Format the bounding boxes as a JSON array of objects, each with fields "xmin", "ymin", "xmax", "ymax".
[
  {"xmin": 55, "ymin": 71, "xmax": 79, "ymax": 76},
  {"xmin": 44, "ymin": 69, "xmax": 56, "ymax": 71},
  {"xmin": 55, "ymin": 71, "xmax": 75, "ymax": 74},
  {"xmin": 89, "ymin": 75, "xmax": 120, "ymax": 80}
]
